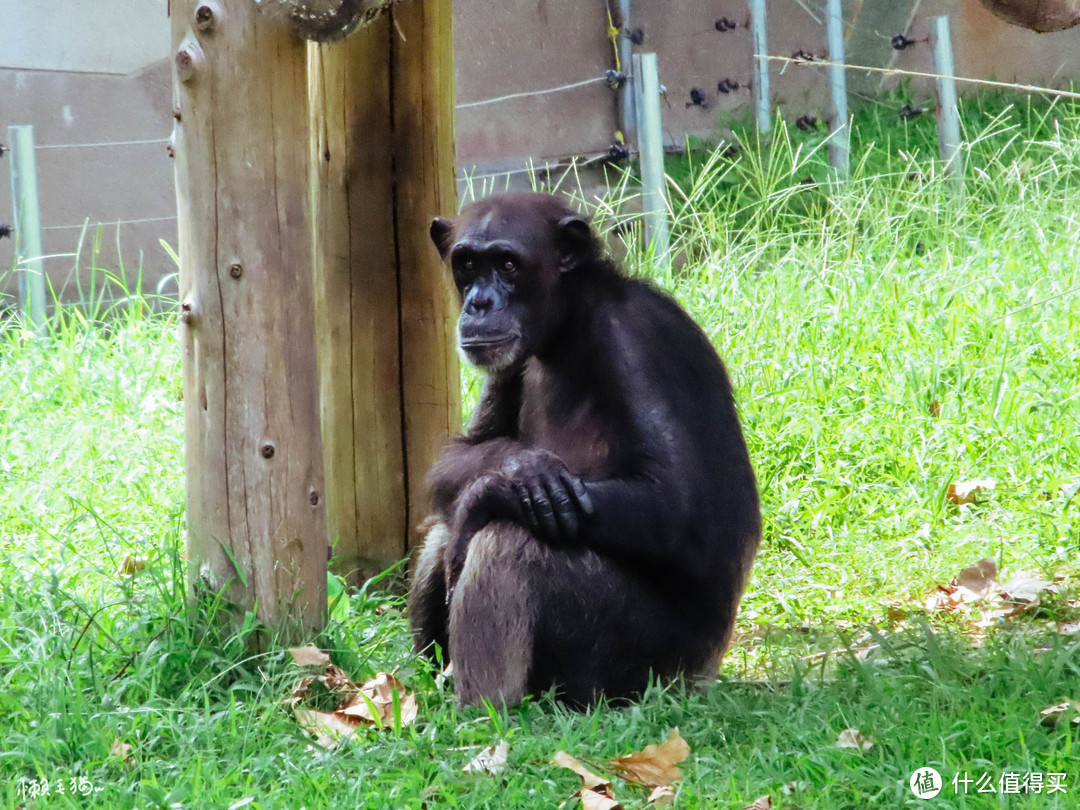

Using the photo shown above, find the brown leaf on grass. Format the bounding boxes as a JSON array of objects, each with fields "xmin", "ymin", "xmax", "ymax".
[
  {"xmin": 999, "ymin": 575, "xmax": 1055, "ymax": 604},
  {"xmin": 293, "ymin": 707, "xmax": 360, "ymax": 749},
  {"xmin": 742, "ymin": 796, "xmax": 773, "ymax": 810},
  {"xmin": 956, "ymin": 558, "xmax": 998, "ymax": 594},
  {"xmin": 288, "ymin": 667, "xmax": 416, "ymax": 744},
  {"xmin": 1039, "ymin": 700, "xmax": 1080, "ymax": 727},
  {"xmin": 580, "ymin": 787, "xmax": 623, "ymax": 810},
  {"xmin": 1057, "ymin": 621, "xmax": 1080, "ymax": 636},
  {"xmin": 648, "ymin": 785, "xmax": 676, "ymax": 805},
  {"xmin": 340, "ymin": 672, "xmax": 418, "ymax": 727},
  {"xmin": 552, "ymin": 751, "xmax": 610, "ymax": 790},
  {"xmin": 463, "ymin": 740, "xmax": 509, "ymax": 775},
  {"xmin": 836, "ymin": 728, "xmax": 873, "ymax": 751},
  {"xmin": 117, "ymin": 555, "xmax": 147, "ymax": 576},
  {"xmin": 946, "ymin": 478, "xmax": 995, "ymax": 505},
  {"xmin": 611, "ymin": 728, "xmax": 690, "ymax": 786},
  {"xmin": 288, "ymin": 645, "xmax": 332, "ymax": 668},
  {"xmin": 109, "ymin": 739, "xmax": 135, "ymax": 767}
]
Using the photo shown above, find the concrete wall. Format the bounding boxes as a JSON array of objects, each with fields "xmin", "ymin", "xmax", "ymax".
[
  {"xmin": 2, "ymin": 0, "xmax": 1079, "ymax": 302},
  {"xmin": 0, "ymin": 0, "xmax": 176, "ymax": 303}
]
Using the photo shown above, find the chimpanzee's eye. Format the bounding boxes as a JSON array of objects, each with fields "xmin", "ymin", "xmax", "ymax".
[
  {"xmin": 503, "ymin": 260, "xmax": 516, "ymax": 273},
  {"xmin": 464, "ymin": 259, "xmax": 474, "ymax": 270}
]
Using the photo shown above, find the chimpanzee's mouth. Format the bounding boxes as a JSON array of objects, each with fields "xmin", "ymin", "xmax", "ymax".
[{"xmin": 459, "ymin": 333, "xmax": 519, "ymax": 348}]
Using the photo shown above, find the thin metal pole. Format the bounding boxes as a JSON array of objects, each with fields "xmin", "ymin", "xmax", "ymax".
[
  {"xmin": 930, "ymin": 15, "xmax": 964, "ymax": 191},
  {"xmin": 825, "ymin": 0, "xmax": 849, "ymax": 178},
  {"xmin": 749, "ymin": 0, "xmax": 771, "ymax": 138},
  {"xmin": 618, "ymin": 0, "xmax": 636, "ymax": 147},
  {"xmin": 7, "ymin": 125, "xmax": 47, "ymax": 331},
  {"xmin": 632, "ymin": 52, "xmax": 669, "ymax": 270}
]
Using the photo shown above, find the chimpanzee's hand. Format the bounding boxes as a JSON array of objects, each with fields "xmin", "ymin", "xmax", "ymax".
[{"xmin": 500, "ymin": 449, "xmax": 594, "ymax": 544}]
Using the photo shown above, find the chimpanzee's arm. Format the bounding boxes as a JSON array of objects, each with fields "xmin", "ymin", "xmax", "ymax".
[{"xmin": 427, "ymin": 368, "xmax": 526, "ymax": 520}]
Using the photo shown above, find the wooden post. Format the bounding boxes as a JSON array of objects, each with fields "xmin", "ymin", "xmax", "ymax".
[
  {"xmin": 749, "ymin": 0, "xmax": 771, "ymax": 138},
  {"xmin": 7, "ymin": 125, "xmax": 47, "ymax": 331},
  {"xmin": 633, "ymin": 52, "xmax": 670, "ymax": 269},
  {"xmin": 172, "ymin": 0, "xmax": 327, "ymax": 639},
  {"xmin": 309, "ymin": 1, "xmax": 459, "ymax": 580},
  {"xmin": 392, "ymin": 0, "xmax": 462, "ymax": 558},
  {"xmin": 825, "ymin": 0, "xmax": 850, "ymax": 178},
  {"xmin": 930, "ymin": 15, "xmax": 964, "ymax": 191}
]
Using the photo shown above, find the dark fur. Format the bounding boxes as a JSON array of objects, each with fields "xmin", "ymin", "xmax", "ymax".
[{"xmin": 409, "ymin": 192, "xmax": 761, "ymax": 707}]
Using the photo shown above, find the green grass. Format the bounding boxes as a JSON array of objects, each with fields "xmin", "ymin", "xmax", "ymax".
[{"xmin": 2, "ymin": 93, "xmax": 1079, "ymax": 808}]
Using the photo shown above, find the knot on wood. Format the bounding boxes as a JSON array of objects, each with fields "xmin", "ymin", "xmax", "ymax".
[
  {"xmin": 261, "ymin": 443, "xmax": 276, "ymax": 460},
  {"xmin": 195, "ymin": 3, "xmax": 219, "ymax": 32},
  {"xmin": 175, "ymin": 40, "xmax": 205, "ymax": 84}
]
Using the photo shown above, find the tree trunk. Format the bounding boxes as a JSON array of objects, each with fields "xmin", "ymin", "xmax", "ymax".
[
  {"xmin": 310, "ymin": 0, "xmax": 460, "ymax": 582},
  {"xmin": 172, "ymin": 0, "xmax": 327, "ymax": 638}
]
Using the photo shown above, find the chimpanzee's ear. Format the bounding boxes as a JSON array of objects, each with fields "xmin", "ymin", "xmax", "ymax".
[
  {"xmin": 556, "ymin": 215, "xmax": 594, "ymax": 272},
  {"xmin": 430, "ymin": 217, "xmax": 454, "ymax": 260}
]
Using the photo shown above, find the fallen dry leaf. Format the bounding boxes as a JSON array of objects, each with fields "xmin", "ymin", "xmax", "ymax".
[
  {"xmin": 581, "ymin": 787, "xmax": 622, "ymax": 810},
  {"xmin": 611, "ymin": 728, "xmax": 690, "ymax": 787},
  {"xmin": 463, "ymin": 740, "xmax": 509, "ymax": 775},
  {"xmin": 340, "ymin": 672, "xmax": 418, "ymax": 727},
  {"xmin": 836, "ymin": 728, "xmax": 873, "ymax": 751},
  {"xmin": 117, "ymin": 555, "xmax": 147, "ymax": 576},
  {"xmin": 552, "ymin": 751, "xmax": 609, "ymax": 790},
  {"xmin": 947, "ymin": 478, "xmax": 995, "ymax": 505},
  {"xmin": 293, "ymin": 707, "xmax": 360, "ymax": 749},
  {"xmin": 742, "ymin": 796, "xmax": 772, "ymax": 810},
  {"xmin": 1057, "ymin": 621, "xmax": 1080, "ymax": 636},
  {"xmin": 1039, "ymin": 700, "xmax": 1080, "ymax": 727},
  {"xmin": 288, "ymin": 645, "xmax": 332, "ymax": 668},
  {"xmin": 109, "ymin": 739, "xmax": 135, "ymax": 767},
  {"xmin": 287, "ymin": 666, "xmax": 417, "ymax": 744},
  {"xmin": 999, "ymin": 575, "xmax": 1055, "ymax": 604},
  {"xmin": 956, "ymin": 558, "xmax": 998, "ymax": 594},
  {"xmin": 647, "ymin": 784, "xmax": 676, "ymax": 805}
]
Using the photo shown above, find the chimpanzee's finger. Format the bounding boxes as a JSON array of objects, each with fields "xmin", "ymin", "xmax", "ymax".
[
  {"xmin": 544, "ymin": 474, "xmax": 578, "ymax": 540},
  {"xmin": 528, "ymin": 481, "xmax": 560, "ymax": 541},
  {"xmin": 512, "ymin": 481, "xmax": 541, "ymax": 534},
  {"xmin": 560, "ymin": 470, "xmax": 595, "ymax": 516}
]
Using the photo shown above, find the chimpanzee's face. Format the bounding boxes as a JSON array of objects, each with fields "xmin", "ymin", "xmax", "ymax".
[{"xmin": 430, "ymin": 194, "xmax": 592, "ymax": 370}]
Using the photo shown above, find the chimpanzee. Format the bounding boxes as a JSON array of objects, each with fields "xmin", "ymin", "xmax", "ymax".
[{"xmin": 408, "ymin": 192, "xmax": 761, "ymax": 707}]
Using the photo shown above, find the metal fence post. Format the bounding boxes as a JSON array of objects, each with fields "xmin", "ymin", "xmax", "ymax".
[
  {"xmin": 7, "ymin": 125, "xmax": 47, "ymax": 331},
  {"xmin": 825, "ymin": 0, "xmax": 850, "ymax": 178},
  {"xmin": 632, "ymin": 52, "xmax": 670, "ymax": 270},
  {"xmin": 930, "ymin": 15, "xmax": 964, "ymax": 192},
  {"xmin": 749, "ymin": 0, "xmax": 771, "ymax": 138}
]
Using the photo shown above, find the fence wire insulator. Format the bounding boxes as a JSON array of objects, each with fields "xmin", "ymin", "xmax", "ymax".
[
  {"xmin": 899, "ymin": 103, "xmax": 924, "ymax": 121},
  {"xmin": 0, "ymin": 143, "xmax": 6, "ymax": 159},
  {"xmin": 891, "ymin": 33, "xmax": 917, "ymax": 50},
  {"xmin": 716, "ymin": 78, "xmax": 741, "ymax": 94},
  {"xmin": 628, "ymin": 27, "xmax": 645, "ymax": 45},
  {"xmin": 0, "ymin": 223, "xmax": 11, "ymax": 240},
  {"xmin": 607, "ymin": 141, "xmax": 630, "ymax": 161},
  {"xmin": 795, "ymin": 114, "xmax": 818, "ymax": 130},
  {"xmin": 604, "ymin": 69, "xmax": 627, "ymax": 90},
  {"xmin": 714, "ymin": 17, "xmax": 738, "ymax": 31}
]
